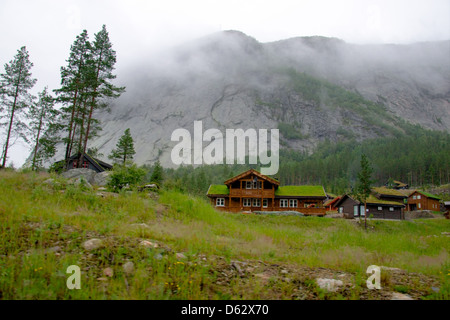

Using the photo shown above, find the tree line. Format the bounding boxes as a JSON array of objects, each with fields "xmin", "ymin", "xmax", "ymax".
[
  {"xmin": 159, "ymin": 126, "xmax": 450, "ymax": 197},
  {"xmin": 0, "ymin": 25, "xmax": 124, "ymax": 170}
]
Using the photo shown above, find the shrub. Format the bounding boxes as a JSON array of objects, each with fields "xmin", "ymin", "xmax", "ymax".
[{"xmin": 107, "ymin": 164, "xmax": 146, "ymax": 192}]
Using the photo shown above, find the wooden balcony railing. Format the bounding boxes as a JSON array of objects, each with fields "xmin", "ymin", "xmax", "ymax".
[{"xmin": 229, "ymin": 189, "xmax": 274, "ymax": 198}]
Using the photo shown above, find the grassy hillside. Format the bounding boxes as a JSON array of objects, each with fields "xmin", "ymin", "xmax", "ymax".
[{"xmin": 0, "ymin": 171, "xmax": 449, "ymax": 300}]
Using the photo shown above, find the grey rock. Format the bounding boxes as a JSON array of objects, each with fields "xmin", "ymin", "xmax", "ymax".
[
  {"xmin": 316, "ymin": 278, "xmax": 344, "ymax": 292},
  {"xmin": 93, "ymin": 171, "xmax": 111, "ymax": 187},
  {"xmin": 62, "ymin": 168, "xmax": 97, "ymax": 184},
  {"xmin": 139, "ymin": 240, "xmax": 159, "ymax": 248},
  {"xmin": 391, "ymin": 292, "xmax": 414, "ymax": 300},
  {"xmin": 103, "ymin": 267, "xmax": 114, "ymax": 277},
  {"xmin": 122, "ymin": 261, "xmax": 135, "ymax": 275},
  {"xmin": 175, "ymin": 252, "xmax": 187, "ymax": 260},
  {"xmin": 70, "ymin": 177, "xmax": 93, "ymax": 189},
  {"xmin": 82, "ymin": 239, "xmax": 103, "ymax": 251}
]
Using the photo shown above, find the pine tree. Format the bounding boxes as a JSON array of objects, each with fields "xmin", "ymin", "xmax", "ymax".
[
  {"xmin": 0, "ymin": 46, "xmax": 37, "ymax": 167},
  {"xmin": 150, "ymin": 160, "xmax": 164, "ymax": 185},
  {"xmin": 79, "ymin": 25, "xmax": 125, "ymax": 167},
  {"xmin": 29, "ymin": 87, "xmax": 60, "ymax": 170},
  {"xmin": 54, "ymin": 30, "xmax": 92, "ymax": 168},
  {"xmin": 354, "ymin": 154, "xmax": 375, "ymax": 229},
  {"xmin": 109, "ymin": 128, "xmax": 135, "ymax": 165}
]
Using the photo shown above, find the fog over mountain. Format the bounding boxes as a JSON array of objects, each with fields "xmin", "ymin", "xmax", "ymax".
[{"xmin": 65, "ymin": 30, "xmax": 450, "ymax": 167}]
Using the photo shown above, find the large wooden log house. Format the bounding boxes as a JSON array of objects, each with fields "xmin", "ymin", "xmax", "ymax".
[{"xmin": 206, "ymin": 169, "xmax": 327, "ymax": 215}]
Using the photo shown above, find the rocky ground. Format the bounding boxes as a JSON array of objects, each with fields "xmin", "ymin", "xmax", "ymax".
[{"xmin": 10, "ymin": 218, "xmax": 443, "ymax": 300}]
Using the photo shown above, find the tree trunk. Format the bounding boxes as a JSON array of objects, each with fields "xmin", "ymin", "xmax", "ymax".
[
  {"xmin": 364, "ymin": 201, "xmax": 367, "ymax": 229},
  {"xmin": 77, "ymin": 99, "xmax": 87, "ymax": 168},
  {"xmin": 32, "ymin": 105, "xmax": 45, "ymax": 171},
  {"xmin": 81, "ymin": 48, "xmax": 103, "ymax": 160},
  {"xmin": 64, "ymin": 88, "xmax": 79, "ymax": 167},
  {"xmin": 2, "ymin": 67, "xmax": 22, "ymax": 168}
]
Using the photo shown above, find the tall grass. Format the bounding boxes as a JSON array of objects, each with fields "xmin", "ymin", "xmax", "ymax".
[{"xmin": 0, "ymin": 171, "xmax": 448, "ymax": 299}]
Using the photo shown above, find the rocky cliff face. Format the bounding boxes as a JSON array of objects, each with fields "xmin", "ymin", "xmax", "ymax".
[{"xmin": 67, "ymin": 31, "xmax": 449, "ymax": 167}]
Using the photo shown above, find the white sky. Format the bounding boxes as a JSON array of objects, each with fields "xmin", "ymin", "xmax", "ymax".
[{"xmin": 1, "ymin": 0, "xmax": 449, "ymax": 168}]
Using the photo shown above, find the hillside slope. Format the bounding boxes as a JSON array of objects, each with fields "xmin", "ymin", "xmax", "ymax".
[{"xmin": 0, "ymin": 171, "xmax": 448, "ymax": 300}]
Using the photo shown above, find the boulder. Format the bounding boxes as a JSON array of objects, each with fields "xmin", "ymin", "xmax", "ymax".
[
  {"xmin": 93, "ymin": 171, "xmax": 112, "ymax": 187},
  {"xmin": 61, "ymin": 168, "xmax": 111, "ymax": 187},
  {"xmin": 139, "ymin": 240, "xmax": 159, "ymax": 248},
  {"xmin": 103, "ymin": 267, "xmax": 114, "ymax": 277},
  {"xmin": 82, "ymin": 238, "xmax": 103, "ymax": 251},
  {"xmin": 122, "ymin": 262, "xmax": 135, "ymax": 275},
  {"xmin": 69, "ymin": 177, "xmax": 93, "ymax": 190},
  {"xmin": 62, "ymin": 168, "xmax": 97, "ymax": 184},
  {"xmin": 316, "ymin": 278, "xmax": 344, "ymax": 292},
  {"xmin": 391, "ymin": 292, "xmax": 414, "ymax": 300}
]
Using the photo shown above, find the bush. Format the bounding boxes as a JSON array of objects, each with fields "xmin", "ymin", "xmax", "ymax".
[{"xmin": 107, "ymin": 164, "xmax": 146, "ymax": 192}]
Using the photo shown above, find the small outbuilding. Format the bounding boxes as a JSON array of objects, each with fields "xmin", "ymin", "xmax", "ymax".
[
  {"xmin": 55, "ymin": 152, "xmax": 113, "ymax": 173},
  {"xmin": 334, "ymin": 194, "xmax": 405, "ymax": 220}
]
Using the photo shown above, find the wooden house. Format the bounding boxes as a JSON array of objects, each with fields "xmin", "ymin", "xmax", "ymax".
[
  {"xmin": 324, "ymin": 196, "xmax": 341, "ymax": 212},
  {"xmin": 444, "ymin": 201, "xmax": 450, "ymax": 219},
  {"xmin": 372, "ymin": 187, "xmax": 407, "ymax": 204},
  {"xmin": 405, "ymin": 190, "xmax": 441, "ymax": 211},
  {"xmin": 385, "ymin": 180, "xmax": 409, "ymax": 190},
  {"xmin": 206, "ymin": 169, "xmax": 327, "ymax": 215},
  {"xmin": 56, "ymin": 152, "xmax": 113, "ymax": 173},
  {"xmin": 334, "ymin": 194, "xmax": 405, "ymax": 220}
]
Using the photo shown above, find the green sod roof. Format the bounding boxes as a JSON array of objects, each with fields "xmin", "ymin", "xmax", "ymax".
[
  {"xmin": 365, "ymin": 195, "xmax": 404, "ymax": 206},
  {"xmin": 372, "ymin": 187, "xmax": 406, "ymax": 197},
  {"xmin": 417, "ymin": 191, "xmax": 441, "ymax": 200},
  {"xmin": 275, "ymin": 185, "xmax": 326, "ymax": 197},
  {"xmin": 207, "ymin": 185, "xmax": 229, "ymax": 195}
]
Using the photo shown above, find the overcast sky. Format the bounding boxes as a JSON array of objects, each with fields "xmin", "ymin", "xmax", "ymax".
[{"xmin": 1, "ymin": 0, "xmax": 449, "ymax": 167}]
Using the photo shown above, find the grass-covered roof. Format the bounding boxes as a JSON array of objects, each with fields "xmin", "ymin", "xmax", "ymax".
[
  {"xmin": 275, "ymin": 185, "xmax": 326, "ymax": 197},
  {"xmin": 207, "ymin": 185, "xmax": 229, "ymax": 195},
  {"xmin": 372, "ymin": 187, "xmax": 406, "ymax": 197}
]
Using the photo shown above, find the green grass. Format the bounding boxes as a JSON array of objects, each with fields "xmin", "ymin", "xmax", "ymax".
[{"xmin": 0, "ymin": 171, "xmax": 449, "ymax": 300}]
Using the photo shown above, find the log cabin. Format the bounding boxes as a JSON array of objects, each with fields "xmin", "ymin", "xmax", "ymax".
[
  {"xmin": 405, "ymin": 190, "xmax": 441, "ymax": 211},
  {"xmin": 55, "ymin": 152, "xmax": 113, "ymax": 173},
  {"xmin": 385, "ymin": 180, "xmax": 409, "ymax": 190},
  {"xmin": 372, "ymin": 187, "xmax": 407, "ymax": 204},
  {"xmin": 334, "ymin": 194, "xmax": 405, "ymax": 220},
  {"xmin": 206, "ymin": 169, "xmax": 327, "ymax": 216}
]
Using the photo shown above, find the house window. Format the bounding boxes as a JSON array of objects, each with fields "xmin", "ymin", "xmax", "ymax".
[
  {"xmin": 413, "ymin": 195, "xmax": 416, "ymax": 200},
  {"xmin": 243, "ymin": 198, "xmax": 252, "ymax": 207},
  {"xmin": 280, "ymin": 199, "xmax": 289, "ymax": 208},
  {"xmin": 246, "ymin": 181, "xmax": 252, "ymax": 189},
  {"xmin": 253, "ymin": 180, "xmax": 258, "ymax": 189},
  {"xmin": 360, "ymin": 205, "xmax": 365, "ymax": 217},
  {"xmin": 417, "ymin": 195, "xmax": 421, "ymax": 199},
  {"xmin": 263, "ymin": 199, "xmax": 268, "ymax": 208},
  {"xmin": 216, "ymin": 198, "xmax": 225, "ymax": 207},
  {"xmin": 418, "ymin": 203, "xmax": 421, "ymax": 209},
  {"xmin": 338, "ymin": 207, "xmax": 343, "ymax": 213},
  {"xmin": 378, "ymin": 206, "xmax": 382, "ymax": 211},
  {"xmin": 353, "ymin": 205, "xmax": 359, "ymax": 217},
  {"xmin": 289, "ymin": 199, "xmax": 298, "ymax": 208},
  {"xmin": 389, "ymin": 207, "xmax": 394, "ymax": 211},
  {"xmin": 252, "ymin": 198, "xmax": 261, "ymax": 207},
  {"xmin": 83, "ymin": 161, "xmax": 88, "ymax": 168},
  {"xmin": 257, "ymin": 181, "xmax": 262, "ymax": 189}
]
